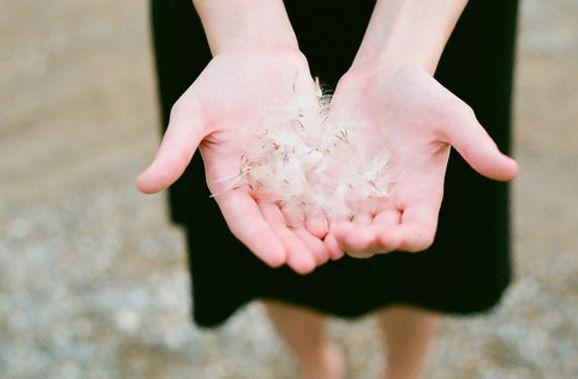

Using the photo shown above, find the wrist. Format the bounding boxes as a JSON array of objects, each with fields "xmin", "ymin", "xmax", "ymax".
[
  {"xmin": 351, "ymin": 0, "xmax": 467, "ymax": 76},
  {"xmin": 351, "ymin": 24, "xmax": 447, "ymax": 76},
  {"xmin": 210, "ymin": 22, "xmax": 298, "ymax": 55},
  {"xmin": 346, "ymin": 57, "xmax": 428, "ymax": 85},
  {"xmin": 213, "ymin": 40, "xmax": 300, "ymax": 57},
  {"xmin": 350, "ymin": 54, "xmax": 431, "ymax": 77},
  {"xmin": 193, "ymin": 0, "xmax": 298, "ymax": 55}
]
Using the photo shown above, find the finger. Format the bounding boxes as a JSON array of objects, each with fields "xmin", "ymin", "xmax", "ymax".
[
  {"xmin": 373, "ymin": 208, "xmax": 401, "ymax": 225},
  {"xmin": 351, "ymin": 198, "xmax": 378, "ymax": 225},
  {"xmin": 345, "ymin": 209, "xmax": 381, "ymax": 258},
  {"xmin": 136, "ymin": 100, "xmax": 206, "ymax": 194},
  {"xmin": 371, "ymin": 208, "xmax": 403, "ymax": 251},
  {"xmin": 294, "ymin": 228, "xmax": 330, "ymax": 265},
  {"xmin": 352, "ymin": 209, "xmax": 372, "ymax": 225},
  {"xmin": 260, "ymin": 202, "xmax": 317, "ymax": 275},
  {"xmin": 397, "ymin": 205, "xmax": 438, "ymax": 253},
  {"xmin": 333, "ymin": 204, "xmax": 400, "ymax": 255},
  {"xmin": 326, "ymin": 214, "xmax": 350, "ymax": 256},
  {"xmin": 214, "ymin": 190, "xmax": 287, "ymax": 267},
  {"xmin": 334, "ymin": 221, "xmax": 379, "ymax": 255},
  {"xmin": 446, "ymin": 106, "xmax": 518, "ymax": 182},
  {"xmin": 346, "ymin": 250, "xmax": 376, "ymax": 259},
  {"xmin": 280, "ymin": 204, "xmax": 306, "ymax": 229},
  {"xmin": 323, "ymin": 232, "xmax": 345, "ymax": 261},
  {"xmin": 304, "ymin": 209, "xmax": 329, "ymax": 239}
]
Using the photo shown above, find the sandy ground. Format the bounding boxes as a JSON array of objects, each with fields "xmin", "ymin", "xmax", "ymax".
[{"xmin": 1, "ymin": 1, "xmax": 577, "ymax": 378}]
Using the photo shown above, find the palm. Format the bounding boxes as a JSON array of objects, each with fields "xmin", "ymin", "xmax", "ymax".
[
  {"xmin": 326, "ymin": 68, "xmax": 518, "ymax": 257},
  {"xmin": 137, "ymin": 48, "xmax": 330, "ymax": 274}
]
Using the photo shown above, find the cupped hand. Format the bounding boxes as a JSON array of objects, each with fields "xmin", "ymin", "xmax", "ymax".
[
  {"xmin": 325, "ymin": 66, "xmax": 518, "ymax": 258},
  {"xmin": 136, "ymin": 47, "xmax": 330, "ymax": 274}
]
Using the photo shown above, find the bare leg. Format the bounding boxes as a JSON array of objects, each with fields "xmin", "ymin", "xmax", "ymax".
[
  {"xmin": 264, "ymin": 300, "xmax": 345, "ymax": 379},
  {"xmin": 378, "ymin": 305, "xmax": 442, "ymax": 379}
]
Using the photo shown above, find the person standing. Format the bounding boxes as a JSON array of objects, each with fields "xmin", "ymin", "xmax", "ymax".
[{"xmin": 139, "ymin": 1, "xmax": 519, "ymax": 378}]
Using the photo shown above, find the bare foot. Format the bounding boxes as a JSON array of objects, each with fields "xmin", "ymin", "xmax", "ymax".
[{"xmin": 301, "ymin": 343, "xmax": 345, "ymax": 379}]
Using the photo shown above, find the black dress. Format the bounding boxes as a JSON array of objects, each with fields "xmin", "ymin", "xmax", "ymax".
[{"xmin": 151, "ymin": 0, "xmax": 518, "ymax": 327}]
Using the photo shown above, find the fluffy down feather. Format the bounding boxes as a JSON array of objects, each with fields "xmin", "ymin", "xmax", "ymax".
[{"xmin": 216, "ymin": 77, "xmax": 392, "ymax": 218}]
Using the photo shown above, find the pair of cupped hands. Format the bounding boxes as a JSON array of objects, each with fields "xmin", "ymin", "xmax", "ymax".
[{"xmin": 136, "ymin": 46, "xmax": 518, "ymax": 275}]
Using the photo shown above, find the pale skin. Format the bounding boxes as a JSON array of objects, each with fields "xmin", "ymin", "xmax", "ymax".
[
  {"xmin": 137, "ymin": 0, "xmax": 518, "ymax": 378},
  {"xmin": 324, "ymin": 0, "xmax": 518, "ymax": 258},
  {"xmin": 137, "ymin": 1, "xmax": 331, "ymax": 275}
]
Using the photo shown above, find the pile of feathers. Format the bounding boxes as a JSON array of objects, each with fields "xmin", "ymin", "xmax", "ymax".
[{"xmin": 218, "ymin": 78, "xmax": 392, "ymax": 218}]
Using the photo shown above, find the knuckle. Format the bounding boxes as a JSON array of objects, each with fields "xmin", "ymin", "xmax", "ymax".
[
  {"xmin": 170, "ymin": 96, "xmax": 205, "ymax": 123},
  {"xmin": 290, "ymin": 50, "xmax": 308, "ymax": 67},
  {"xmin": 439, "ymin": 97, "xmax": 475, "ymax": 124},
  {"xmin": 169, "ymin": 100, "xmax": 187, "ymax": 123}
]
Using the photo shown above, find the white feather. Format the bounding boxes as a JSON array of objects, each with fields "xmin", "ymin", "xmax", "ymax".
[{"xmin": 219, "ymin": 77, "xmax": 392, "ymax": 217}]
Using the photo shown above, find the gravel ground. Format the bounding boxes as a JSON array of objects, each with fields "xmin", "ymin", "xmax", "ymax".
[{"xmin": 1, "ymin": 1, "xmax": 577, "ymax": 378}]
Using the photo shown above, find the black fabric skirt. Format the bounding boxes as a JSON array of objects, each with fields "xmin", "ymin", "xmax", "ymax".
[{"xmin": 150, "ymin": 0, "xmax": 518, "ymax": 327}]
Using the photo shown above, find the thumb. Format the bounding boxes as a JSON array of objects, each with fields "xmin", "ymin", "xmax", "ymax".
[
  {"xmin": 136, "ymin": 99, "xmax": 207, "ymax": 194},
  {"xmin": 446, "ymin": 106, "xmax": 518, "ymax": 181}
]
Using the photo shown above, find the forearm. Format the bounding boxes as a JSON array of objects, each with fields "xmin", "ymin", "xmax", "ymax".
[
  {"xmin": 192, "ymin": 0, "xmax": 298, "ymax": 55},
  {"xmin": 352, "ymin": 0, "xmax": 468, "ymax": 74}
]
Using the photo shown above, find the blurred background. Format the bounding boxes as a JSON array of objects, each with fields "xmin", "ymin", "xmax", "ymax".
[{"xmin": 1, "ymin": 1, "xmax": 577, "ymax": 378}]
